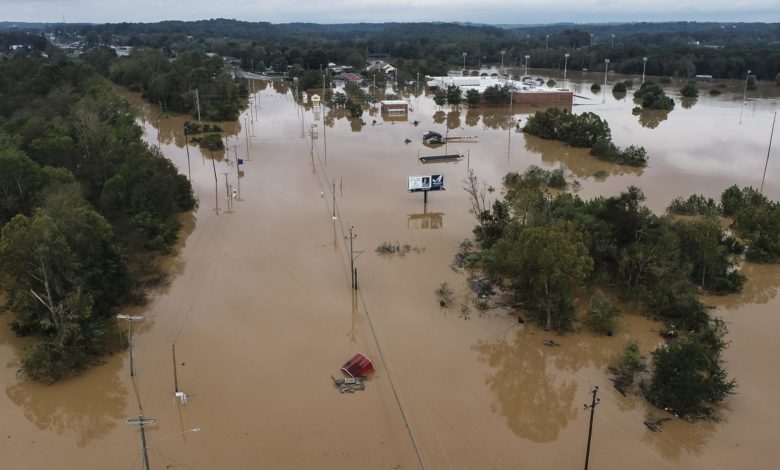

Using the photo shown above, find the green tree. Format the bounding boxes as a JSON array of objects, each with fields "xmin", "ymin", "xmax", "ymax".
[
  {"xmin": 446, "ymin": 85, "xmax": 462, "ymax": 106},
  {"xmin": 586, "ymin": 291, "xmax": 620, "ymax": 334},
  {"xmin": 644, "ymin": 321, "xmax": 736, "ymax": 420},
  {"xmin": 0, "ymin": 148, "xmax": 45, "ymax": 223},
  {"xmin": 466, "ymin": 89, "xmax": 480, "ymax": 105},
  {"xmin": 487, "ymin": 221, "xmax": 593, "ymax": 331},
  {"xmin": 680, "ymin": 81, "xmax": 699, "ymax": 98},
  {"xmin": 433, "ymin": 90, "xmax": 447, "ymax": 106}
]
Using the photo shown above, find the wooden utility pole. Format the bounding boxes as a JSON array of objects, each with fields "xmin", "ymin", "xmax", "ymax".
[
  {"xmin": 125, "ymin": 416, "xmax": 156, "ymax": 470},
  {"xmin": 117, "ymin": 314, "xmax": 144, "ymax": 377},
  {"xmin": 195, "ymin": 88, "xmax": 201, "ymax": 123},
  {"xmin": 172, "ymin": 342, "xmax": 179, "ymax": 394},
  {"xmin": 760, "ymin": 111, "xmax": 776, "ymax": 195},
  {"xmin": 583, "ymin": 385, "xmax": 600, "ymax": 470},
  {"xmin": 222, "ymin": 172, "xmax": 232, "ymax": 213},
  {"xmin": 346, "ymin": 226, "xmax": 362, "ymax": 290},
  {"xmin": 184, "ymin": 130, "xmax": 192, "ymax": 181}
]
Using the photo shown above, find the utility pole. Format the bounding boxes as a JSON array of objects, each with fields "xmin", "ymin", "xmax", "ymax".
[
  {"xmin": 234, "ymin": 146, "xmax": 241, "ymax": 199},
  {"xmin": 172, "ymin": 342, "xmax": 179, "ymax": 394},
  {"xmin": 760, "ymin": 112, "xmax": 777, "ymax": 195},
  {"xmin": 184, "ymin": 129, "xmax": 192, "ymax": 181},
  {"xmin": 195, "ymin": 89, "xmax": 201, "ymax": 123},
  {"xmin": 125, "ymin": 415, "xmax": 156, "ymax": 470},
  {"xmin": 346, "ymin": 226, "xmax": 363, "ymax": 290},
  {"xmin": 117, "ymin": 314, "xmax": 144, "ymax": 377},
  {"xmin": 332, "ymin": 179, "xmax": 337, "ymax": 220},
  {"xmin": 209, "ymin": 150, "xmax": 219, "ymax": 214},
  {"xmin": 222, "ymin": 172, "xmax": 232, "ymax": 213},
  {"xmin": 583, "ymin": 385, "xmax": 600, "ymax": 470}
]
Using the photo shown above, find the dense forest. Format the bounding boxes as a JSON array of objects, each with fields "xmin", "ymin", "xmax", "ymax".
[
  {"xmin": 0, "ymin": 53, "xmax": 195, "ymax": 382},
  {"xmin": 7, "ymin": 19, "xmax": 776, "ymax": 83}
]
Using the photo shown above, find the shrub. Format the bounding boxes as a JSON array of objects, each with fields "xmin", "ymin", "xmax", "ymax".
[
  {"xmin": 546, "ymin": 79, "xmax": 556, "ymax": 88},
  {"xmin": 198, "ymin": 133, "xmax": 224, "ymax": 150},
  {"xmin": 680, "ymin": 81, "xmax": 699, "ymax": 98},
  {"xmin": 612, "ymin": 81, "xmax": 627, "ymax": 93},
  {"xmin": 709, "ymin": 88, "xmax": 722, "ymax": 96},
  {"xmin": 667, "ymin": 194, "xmax": 721, "ymax": 216},
  {"xmin": 591, "ymin": 83, "xmax": 601, "ymax": 92},
  {"xmin": 634, "ymin": 82, "xmax": 675, "ymax": 110},
  {"xmin": 644, "ymin": 320, "xmax": 736, "ymax": 420},
  {"xmin": 586, "ymin": 291, "xmax": 620, "ymax": 334},
  {"xmin": 613, "ymin": 342, "xmax": 646, "ymax": 388}
]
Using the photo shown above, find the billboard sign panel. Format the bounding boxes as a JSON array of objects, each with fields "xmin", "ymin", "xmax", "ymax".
[{"xmin": 408, "ymin": 174, "xmax": 444, "ymax": 192}]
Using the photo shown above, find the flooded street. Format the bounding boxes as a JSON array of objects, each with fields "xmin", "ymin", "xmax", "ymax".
[{"xmin": 1, "ymin": 71, "xmax": 779, "ymax": 469}]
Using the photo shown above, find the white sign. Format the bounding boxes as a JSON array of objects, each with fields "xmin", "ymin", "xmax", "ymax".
[{"xmin": 408, "ymin": 174, "xmax": 444, "ymax": 191}]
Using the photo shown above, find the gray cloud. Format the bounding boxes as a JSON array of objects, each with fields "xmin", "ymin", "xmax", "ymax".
[{"xmin": 0, "ymin": 0, "xmax": 777, "ymax": 23}]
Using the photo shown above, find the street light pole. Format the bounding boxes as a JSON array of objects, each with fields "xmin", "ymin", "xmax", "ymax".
[
  {"xmin": 524, "ymin": 55, "xmax": 530, "ymax": 77},
  {"xmin": 545, "ymin": 34, "xmax": 549, "ymax": 49},
  {"xmin": 500, "ymin": 50, "xmax": 505, "ymax": 74},
  {"xmin": 642, "ymin": 57, "xmax": 648, "ymax": 84},
  {"xmin": 604, "ymin": 59, "xmax": 610, "ymax": 86},
  {"xmin": 462, "ymin": 52, "xmax": 467, "ymax": 70},
  {"xmin": 611, "ymin": 33, "xmax": 615, "ymax": 48},
  {"xmin": 743, "ymin": 69, "xmax": 752, "ymax": 103},
  {"xmin": 564, "ymin": 53, "xmax": 570, "ymax": 82}
]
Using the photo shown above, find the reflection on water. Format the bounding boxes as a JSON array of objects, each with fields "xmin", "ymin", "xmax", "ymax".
[
  {"xmin": 433, "ymin": 110, "xmax": 446, "ymax": 124},
  {"xmin": 681, "ymin": 97, "xmax": 698, "ymax": 109},
  {"xmin": 704, "ymin": 262, "xmax": 780, "ymax": 309},
  {"xmin": 407, "ymin": 211, "xmax": 444, "ymax": 229},
  {"xmin": 5, "ymin": 358, "xmax": 127, "ymax": 447},
  {"xmin": 637, "ymin": 109, "xmax": 670, "ymax": 129},
  {"xmin": 643, "ymin": 417, "xmax": 717, "ymax": 461},
  {"xmin": 447, "ymin": 110, "xmax": 461, "ymax": 130},
  {"xmin": 524, "ymin": 134, "xmax": 644, "ymax": 179},
  {"xmin": 473, "ymin": 329, "xmax": 577, "ymax": 442}
]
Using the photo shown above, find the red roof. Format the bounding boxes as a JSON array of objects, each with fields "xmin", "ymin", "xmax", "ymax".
[
  {"xmin": 341, "ymin": 353, "xmax": 375, "ymax": 378},
  {"xmin": 340, "ymin": 73, "xmax": 363, "ymax": 82}
]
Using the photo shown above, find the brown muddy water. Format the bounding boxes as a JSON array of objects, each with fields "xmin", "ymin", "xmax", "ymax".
[{"xmin": 1, "ymin": 72, "xmax": 779, "ymax": 469}]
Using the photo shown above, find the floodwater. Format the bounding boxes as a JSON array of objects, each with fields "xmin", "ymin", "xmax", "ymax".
[{"xmin": 1, "ymin": 70, "xmax": 779, "ymax": 469}]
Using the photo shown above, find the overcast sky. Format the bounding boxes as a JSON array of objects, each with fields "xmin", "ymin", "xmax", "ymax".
[{"xmin": 2, "ymin": 0, "xmax": 778, "ymax": 24}]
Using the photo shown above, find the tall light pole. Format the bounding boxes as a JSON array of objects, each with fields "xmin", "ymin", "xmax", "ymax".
[
  {"xmin": 564, "ymin": 53, "xmax": 570, "ymax": 82},
  {"xmin": 604, "ymin": 58, "xmax": 610, "ymax": 86},
  {"xmin": 611, "ymin": 33, "xmax": 615, "ymax": 48},
  {"xmin": 462, "ymin": 52, "xmax": 467, "ymax": 70},
  {"xmin": 590, "ymin": 33, "xmax": 594, "ymax": 48},
  {"xmin": 545, "ymin": 34, "xmax": 549, "ymax": 49},
  {"xmin": 524, "ymin": 55, "xmax": 530, "ymax": 77},
  {"xmin": 500, "ymin": 50, "xmax": 506, "ymax": 73},
  {"xmin": 642, "ymin": 57, "xmax": 648, "ymax": 84},
  {"xmin": 741, "ymin": 69, "xmax": 752, "ymax": 125}
]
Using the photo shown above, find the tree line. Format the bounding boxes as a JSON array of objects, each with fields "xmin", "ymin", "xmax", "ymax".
[
  {"xmin": 0, "ymin": 55, "xmax": 195, "ymax": 382},
  {"xmin": 36, "ymin": 20, "xmax": 779, "ymax": 82}
]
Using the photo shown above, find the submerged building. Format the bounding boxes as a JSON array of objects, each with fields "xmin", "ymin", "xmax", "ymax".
[{"xmin": 426, "ymin": 75, "xmax": 573, "ymax": 106}]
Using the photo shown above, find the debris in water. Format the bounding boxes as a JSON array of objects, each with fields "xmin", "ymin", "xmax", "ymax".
[
  {"xmin": 331, "ymin": 375, "xmax": 366, "ymax": 394},
  {"xmin": 643, "ymin": 416, "xmax": 672, "ymax": 432},
  {"xmin": 542, "ymin": 339, "xmax": 560, "ymax": 347}
]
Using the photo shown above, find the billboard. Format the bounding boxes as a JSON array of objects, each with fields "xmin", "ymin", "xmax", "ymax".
[{"xmin": 408, "ymin": 174, "xmax": 444, "ymax": 192}]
